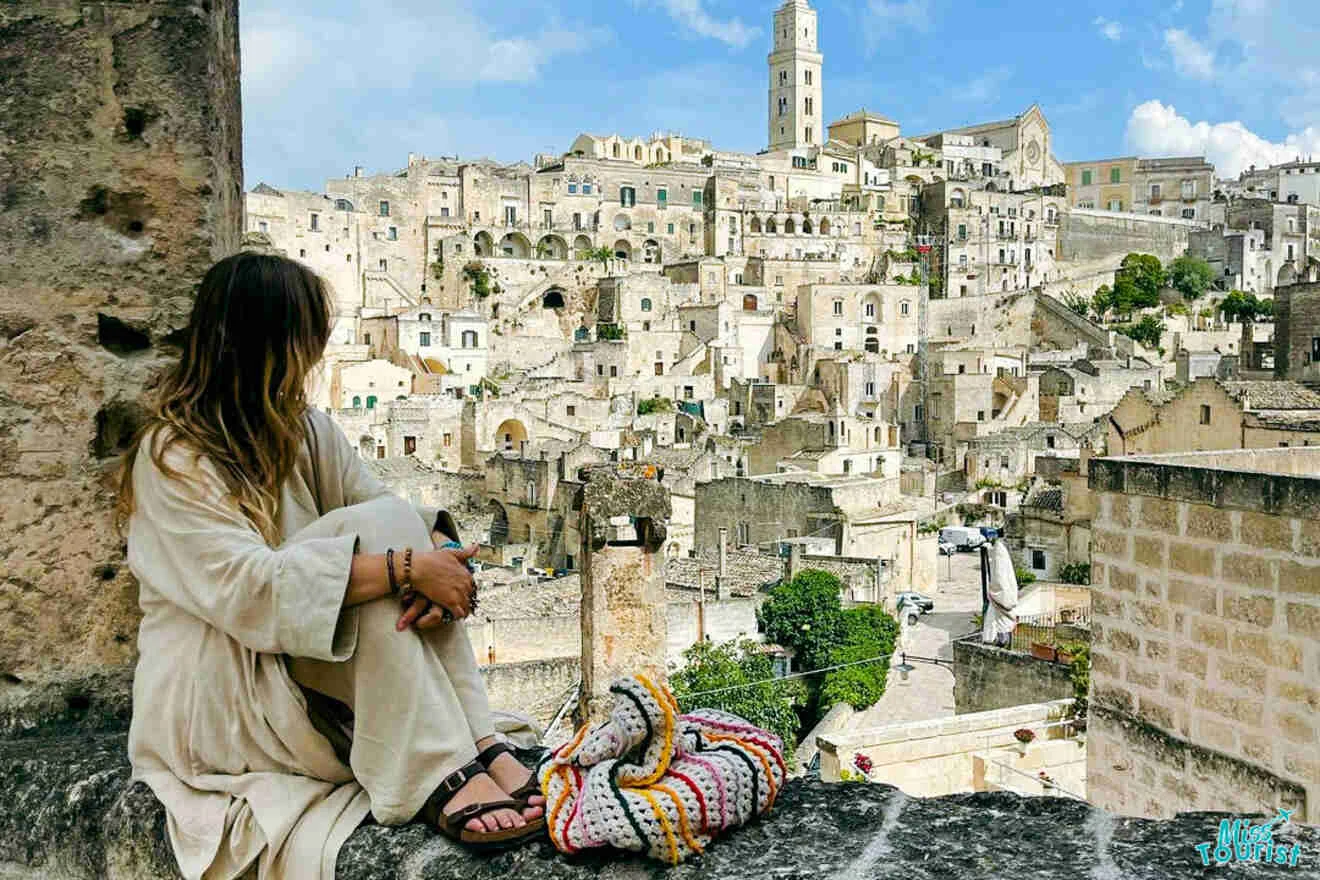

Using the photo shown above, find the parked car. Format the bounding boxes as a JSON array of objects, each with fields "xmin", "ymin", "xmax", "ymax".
[
  {"xmin": 938, "ymin": 541, "xmax": 957, "ymax": 556},
  {"xmin": 895, "ymin": 591, "xmax": 935, "ymax": 613},
  {"xmin": 939, "ymin": 526, "xmax": 986, "ymax": 550}
]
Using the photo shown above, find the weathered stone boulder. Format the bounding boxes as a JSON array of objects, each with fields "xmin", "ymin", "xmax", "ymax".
[{"xmin": 1, "ymin": 727, "xmax": 1315, "ymax": 879}]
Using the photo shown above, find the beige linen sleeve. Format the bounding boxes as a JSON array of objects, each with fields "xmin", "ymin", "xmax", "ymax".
[
  {"xmin": 317, "ymin": 411, "xmax": 443, "ymax": 535},
  {"xmin": 133, "ymin": 443, "xmax": 359, "ymax": 661}
]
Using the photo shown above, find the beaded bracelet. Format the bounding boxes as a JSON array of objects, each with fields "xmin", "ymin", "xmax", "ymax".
[
  {"xmin": 402, "ymin": 547, "xmax": 413, "ymax": 592},
  {"xmin": 385, "ymin": 548, "xmax": 399, "ymax": 596}
]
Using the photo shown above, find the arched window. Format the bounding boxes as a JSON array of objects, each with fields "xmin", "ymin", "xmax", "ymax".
[
  {"xmin": 418, "ymin": 313, "xmax": 431, "ymax": 321},
  {"xmin": 634, "ymin": 145, "xmax": 643, "ymax": 161},
  {"xmin": 640, "ymin": 297, "xmax": 653, "ymax": 312},
  {"xmin": 802, "ymin": 218, "xmax": 814, "ymax": 234},
  {"xmin": 334, "ymin": 198, "xmax": 354, "ymax": 211},
  {"xmin": 750, "ymin": 216, "xmax": 762, "ymax": 233},
  {"xmin": 612, "ymin": 143, "xmax": 620, "ymax": 158},
  {"xmin": 366, "ymin": 395, "xmax": 377, "ymax": 409},
  {"xmin": 352, "ymin": 395, "xmax": 362, "ymax": 408},
  {"xmin": 461, "ymin": 330, "xmax": 479, "ymax": 348},
  {"xmin": 620, "ymin": 186, "xmax": 636, "ymax": 207},
  {"xmin": 900, "ymin": 301, "xmax": 910, "ymax": 316},
  {"xmin": 784, "ymin": 217, "xmax": 796, "ymax": 234},
  {"xmin": 767, "ymin": 217, "xmax": 778, "ymax": 233}
]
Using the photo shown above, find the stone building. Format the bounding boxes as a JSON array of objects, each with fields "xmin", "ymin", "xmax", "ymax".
[
  {"xmin": 1088, "ymin": 448, "xmax": 1320, "ymax": 821},
  {"xmin": 1274, "ymin": 277, "xmax": 1320, "ymax": 383},
  {"xmin": 1064, "ymin": 156, "xmax": 1215, "ymax": 222},
  {"xmin": 1107, "ymin": 378, "xmax": 1320, "ymax": 456},
  {"xmin": 1037, "ymin": 356, "xmax": 1163, "ymax": 423}
]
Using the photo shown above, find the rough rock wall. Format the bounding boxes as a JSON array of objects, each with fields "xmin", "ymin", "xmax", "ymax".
[
  {"xmin": 0, "ymin": 1, "xmax": 242, "ymax": 679},
  {"xmin": 952, "ymin": 639, "xmax": 1074, "ymax": 715}
]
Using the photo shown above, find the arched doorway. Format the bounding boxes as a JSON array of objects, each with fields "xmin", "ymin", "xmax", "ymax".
[
  {"xmin": 573, "ymin": 234, "xmax": 592, "ymax": 257},
  {"xmin": 766, "ymin": 217, "xmax": 778, "ymax": 234},
  {"xmin": 643, "ymin": 239, "xmax": 661, "ymax": 263},
  {"xmin": 613, "ymin": 239, "xmax": 633, "ymax": 261},
  {"xmin": 488, "ymin": 500, "xmax": 509, "ymax": 547},
  {"xmin": 536, "ymin": 234, "xmax": 567, "ymax": 260},
  {"xmin": 802, "ymin": 217, "xmax": 814, "ymax": 234},
  {"xmin": 358, "ymin": 435, "xmax": 374, "ymax": 458},
  {"xmin": 750, "ymin": 216, "xmax": 762, "ymax": 234},
  {"xmin": 474, "ymin": 231, "xmax": 494, "ymax": 257},
  {"xmin": 784, "ymin": 217, "xmax": 796, "ymax": 234},
  {"xmin": 495, "ymin": 418, "xmax": 529, "ymax": 455},
  {"xmin": 819, "ymin": 217, "xmax": 831, "ymax": 235},
  {"xmin": 743, "ymin": 294, "xmax": 759, "ymax": 311},
  {"xmin": 498, "ymin": 232, "xmax": 531, "ymax": 258},
  {"xmin": 542, "ymin": 288, "xmax": 566, "ymax": 308}
]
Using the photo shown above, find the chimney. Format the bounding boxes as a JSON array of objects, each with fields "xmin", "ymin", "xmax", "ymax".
[
  {"xmin": 716, "ymin": 527, "xmax": 728, "ymax": 601},
  {"xmin": 577, "ymin": 467, "xmax": 671, "ymax": 724},
  {"xmin": 354, "ymin": 165, "xmax": 363, "ymax": 178}
]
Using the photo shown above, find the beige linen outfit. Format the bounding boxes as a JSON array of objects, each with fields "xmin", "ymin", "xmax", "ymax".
[{"xmin": 127, "ymin": 408, "xmax": 493, "ymax": 880}]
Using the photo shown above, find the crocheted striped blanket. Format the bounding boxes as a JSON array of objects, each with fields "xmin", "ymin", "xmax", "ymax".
[{"xmin": 537, "ymin": 675, "xmax": 786, "ymax": 864}]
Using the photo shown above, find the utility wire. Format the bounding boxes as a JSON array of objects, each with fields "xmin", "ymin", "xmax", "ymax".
[{"xmin": 681, "ymin": 630, "xmax": 980, "ymax": 699}]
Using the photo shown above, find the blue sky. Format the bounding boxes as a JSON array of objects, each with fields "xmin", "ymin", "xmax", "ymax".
[{"xmin": 241, "ymin": 0, "xmax": 1320, "ymax": 191}]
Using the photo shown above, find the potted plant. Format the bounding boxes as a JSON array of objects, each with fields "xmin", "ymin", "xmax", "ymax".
[
  {"xmin": 1038, "ymin": 771, "xmax": 1055, "ymax": 792},
  {"xmin": 1029, "ymin": 642, "xmax": 1056, "ymax": 662},
  {"xmin": 1013, "ymin": 727, "xmax": 1035, "ymax": 756}
]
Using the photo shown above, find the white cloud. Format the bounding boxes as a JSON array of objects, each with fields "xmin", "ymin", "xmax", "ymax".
[
  {"xmin": 1163, "ymin": 28, "xmax": 1215, "ymax": 80},
  {"xmin": 1093, "ymin": 16, "xmax": 1122, "ymax": 42},
  {"xmin": 1125, "ymin": 100, "xmax": 1320, "ymax": 177},
  {"xmin": 639, "ymin": 0, "xmax": 759, "ymax": 48},
  {"xmin": 959, "ymin": 67, "xmax": 1011, "ymax": 104},
  {"xmin": 863, "ymin": 0, "xmax": 932, "ymax": 47}
]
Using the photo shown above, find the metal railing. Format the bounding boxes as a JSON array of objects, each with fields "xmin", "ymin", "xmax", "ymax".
[{"xmin": 1008, "ymin": 607, "xmax": 1091, "ymax": 656}]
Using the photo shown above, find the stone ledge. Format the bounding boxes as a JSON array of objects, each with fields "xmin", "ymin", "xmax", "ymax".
[{"xmin": 2, "ymin": 730, "xmax": 1316, "ymax": 879}]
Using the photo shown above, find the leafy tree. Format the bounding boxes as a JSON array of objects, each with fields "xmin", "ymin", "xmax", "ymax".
[
  {"xmin": 757, "ymin": 569, "xmax": 844, "ymax": 672},
  {"xmin": 1118, "ymin": 253, "xmax": 1167, "ymax": 305},
  {"xmin": 462, "ymin": 261, "xmax": 492, "ymax": 299},
  {"xmin": 1060, "ymin": 289, "xmax": 1090, "ymax": 318},
  {"xmin": 1091, "ymin": 284, "xmax": 1114, "ymax": 319},
  {"xmin": 1167, "ymin": 255, "xmax": 1214, "ymax": 300},
  {"xmin": 819, "ymin": 605, "xmax": 900, "ymax": 712},
  {"xmin": 636, "ymin": 396, "xmax": 674, "ymax": 415},
  {"xmin": 1059, "ymin": 562, "xmax": 1091, "ymax": 585},
  {"xmin": 1221, "ymin": 290, "xmax": 1274, "ymax": 324},
  {"xmin": 1116, "ymin": 314, "xmax": 1166, "ymax": 350},
  {"xmin": 596, "ymin": 323, "xmax": 626, "ymax": 341},
  {"xmin": 670, "ymin": 638, "xmax": 807, "ymax": 752},
  {"xmin": 579, "ymin": 246, "xmax": 613, "ymax": 266}
]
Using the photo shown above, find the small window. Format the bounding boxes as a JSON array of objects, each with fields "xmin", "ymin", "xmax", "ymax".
[
  {"xmin": 351, "ymin": 396, "xmax": 361, "ymax": 408},
  {"xmin": 684, "ymin": 386, "xmax": 694, "ymax": 399},
  {"xmin": 641, "ymin": 298, "xmax": 652, "ymax": 312},
  {"xmin": 378, "ymin": 259, "xmax": 387, "ymax": 271},
  {"xmin": 366, "ymin": 395, "xmax": 377, "ymax": 409},
  {"xmin": 567, "ymin": 405, "xmax": 576, "ymax": 417},
  {"xmin": 379, "ymin": 201, "xmax": 389, "ymax": 216},
  {"xmin": 1109, "ymin": 167, "xmax": 1121, "ymax": 184},
  {"xmin": 657, "ymin": 188, "xmax": 667, "ymax": 205},
  {"xmin": 833, "ymin": 300, "xmax": 843, "ymax": 315},
  {"xmin": 582, "ymin": 184, "xmax": 592, "ymax": 195},
  {"xmin": 610, "ymin": 365, "xmax": 618, "ymax": 378},
  {"xmin": 1081, "ymin": 170, "xmax": 1093, "ymax": 186},
  {"xmin": 568, "ymin": 183, "xmax": 578, "ymax": 194},
  {"xmin": 309, "ymin": 213, "xmax": 320, "ymax": 231},
  {"xmin": 443, "ymin": 432, "xmax": 452, "ymax": 447},
  {"xmin": 900, "ymin": 302, "xmax": 910, "ymax": 316},
  {"xmin": 1046, "ymin": 435, "xmax": 1056, "ymax": 449},
  {"xmin": 387, "ymin": 226, "xmax": 398, "ymax": 241},
  {"xmin": 1031, "ymin": 549, "xmax": 1046, "ymax": 570},
  {"xmin": 1200, "ymin": 404, "xmax": 1211, "ymax": 425},
  {"xmin": 977, "ymin": 410, "xmax": 985, "ymax": 421},
  {"xmin": 299, "ymin": 248, "xmax": 306, "ymax": 258},
  {"xmin": 693, "ymin": 190, "xmax": 703, "ymax": 207}
]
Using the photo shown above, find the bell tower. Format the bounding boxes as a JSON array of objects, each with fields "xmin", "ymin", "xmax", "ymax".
[{"xmin": 767, "ymin": 0, "xmax": 823, "ymax": 152}]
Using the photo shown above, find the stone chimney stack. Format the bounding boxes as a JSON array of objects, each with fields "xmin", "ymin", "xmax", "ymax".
[
  {"xmin": 577, "ymin": 466, "xmax": 671, "ymax": 724},
  {"xmin": 717, "ymin": 527, "xmax": 728, "ymax": 601}
]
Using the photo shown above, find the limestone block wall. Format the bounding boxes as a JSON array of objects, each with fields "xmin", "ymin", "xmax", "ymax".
[
  {"xmin": 0, "ymin": 0, "xmax": 242, "ymax": 678},
  {"xmin": 1058, "ymin": 209, "xmax": 1197, "ymax": 264},
  {"xmin": 818, "ymin": 699, "xmax": 1083, "ymax": 798},
  {"xmin": 478, "ymin": 657, "xmax": 577, "ymax": 727},
  {"xmin": 952, "ymin": 639, "xmax": 1074, "ymax": 715},
  {"xmin": 1087, "ymin": 451, "xmax": 1320, "ymax": 821}
]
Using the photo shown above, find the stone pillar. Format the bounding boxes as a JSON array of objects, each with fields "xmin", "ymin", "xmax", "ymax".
[
  {"xmin": 716, "ymin": 526, "xmax": 728, "ymax": 600},
  {"xmin": 577, "ymin": 466, "xmax": 671, "ymax": 724},
  {"xmin": 0, "ymin": 1, "xmax": 242, "ymax": 683}
]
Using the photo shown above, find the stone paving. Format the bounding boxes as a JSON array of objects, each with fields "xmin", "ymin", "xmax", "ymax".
[{"xmin": 872, "ymin": 549, "xmax": 984, "ymax": 724}]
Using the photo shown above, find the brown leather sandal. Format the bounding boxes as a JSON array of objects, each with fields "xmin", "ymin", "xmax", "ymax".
[
  {"xmin": 420, "ymin": 760, "xmax": 542, "ymax": 850},
  {"xmin": 477, "ymin": 741, "xmax": 546, "ymax": 815}
]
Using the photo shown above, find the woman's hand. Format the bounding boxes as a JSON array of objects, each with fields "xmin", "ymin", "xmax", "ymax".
[{"xmin": 395, "ymin": 542, "xmax": 479, "ymax": 631}]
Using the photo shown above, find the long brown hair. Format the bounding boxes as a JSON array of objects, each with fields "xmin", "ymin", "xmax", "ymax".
[{"xmin": 117, "ymin": 252, "xmax": 333, "ymax": 545}]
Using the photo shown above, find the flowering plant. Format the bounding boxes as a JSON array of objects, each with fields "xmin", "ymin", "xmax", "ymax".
[
  {"xmin": 852, "ymin": 753, "xmax": 874, "ymax": 776},
  {"xmin": 1013, "ymin": 728, "xmax": 1036, "ymax": 744}
]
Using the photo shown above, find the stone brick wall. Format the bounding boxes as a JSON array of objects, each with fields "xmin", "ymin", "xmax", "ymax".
[
  {"xmin": 0, "ymin": 1, "xmax": 242, "ymax": 679},
  {"xmin": 1087, "ymin": 450, "xmax": 1320, "ymax": 821},
  {"xmin": 1274, "ymin": 279, "xmax": 1320, "ymax": 383},
  {"xmin": 479, "ymin": 657, "xmax": 577, "ymax": 727},
  {"xmin": 952, "ymin": 639, "xmax": 1074, "ymax": 715}
]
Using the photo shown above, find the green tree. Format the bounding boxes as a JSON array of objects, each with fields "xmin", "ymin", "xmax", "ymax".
[
  {"xmin": 670, "ymin": 639, "xmax": 807, "ymax": 752},
  {"xmin": 462, "ymin": 261, "xmax": 491, "ymax": 299},
  {"xmin": 1091, "ymin": 284, "xmax": 1114, "ymax": 320},
  {"xmin": 637, "ymin": 396, "xmax": 674, "ymax": 415},
  {"xmin": 1221, "ymin": 289, "xmax": 1273, "ymax": 324},
  {"xmin": 1167, "ymin": 255, "xmax": 1215, "ymax": 300},
  {"xmin": 579, "ymin": 245, "xmax": 613, "ymax": 266},
  {"xmin": 819, "ymin": 605, "xmax": 900, "ymax": 712},
  {"xmin": 1060, "ymin": 289, "xmax": 1090, "ymax": 318},
  {"xmin": 1116, "ymin": 314, "xmax": 1166, "ymax": 350},
  {"xmin": 757, "ymin": 569, "xmax": 844, "ymax": 672},
  {"xmin": 1118, "ymin": 253, "xmax": 1167, "ymax": 305}
]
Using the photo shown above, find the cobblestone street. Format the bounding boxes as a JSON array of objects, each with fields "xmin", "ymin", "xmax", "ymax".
[{"xmin": 871, "ymin": 549, "xmax": 984, "ymax": 724}]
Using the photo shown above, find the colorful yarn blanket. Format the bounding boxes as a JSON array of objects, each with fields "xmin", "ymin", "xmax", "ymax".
[{"xmin": 537, "ymin": 675, "xmax": 785, "ymax": 865}]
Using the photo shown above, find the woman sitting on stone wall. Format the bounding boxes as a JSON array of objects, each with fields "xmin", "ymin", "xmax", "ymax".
[{"xmin": 116, "ymin": 253, "xmax": 545, "ymax": 880}]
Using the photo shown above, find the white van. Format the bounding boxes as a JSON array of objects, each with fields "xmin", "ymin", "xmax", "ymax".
[{"xmin": 939, "ymin": 526, "xmax": 986, "ymax": 550}]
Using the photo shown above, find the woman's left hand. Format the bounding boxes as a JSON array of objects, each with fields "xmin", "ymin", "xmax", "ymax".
[{"xmin": 396, "ymin": 529, "xmax": 465, "ymax": 631}]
